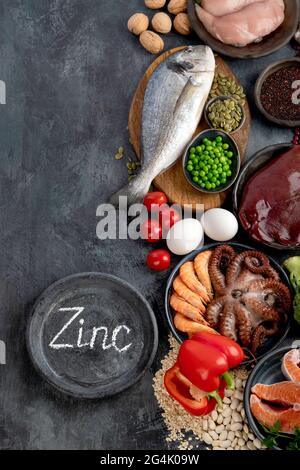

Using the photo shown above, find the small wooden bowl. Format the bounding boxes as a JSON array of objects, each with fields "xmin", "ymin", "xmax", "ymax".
[
  {"xmin": 188, "ymin": 0, "xmax": 299, "ymax": 59},
  {"xmin": 204, "ymin": 96, "xmax": 245, "ymax": 134},
  {"xmin": 255, "ymin": 58, "xmax": 300, "ymax": 127}
]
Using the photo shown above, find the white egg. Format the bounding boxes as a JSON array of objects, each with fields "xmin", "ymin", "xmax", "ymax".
[
  {"xmin": 166, "ymin": 218, "xmax": 203, "ymax": 256},
  {"xmin": 201, "ymin": 209, "xmax": 238, "ymax": 242}
]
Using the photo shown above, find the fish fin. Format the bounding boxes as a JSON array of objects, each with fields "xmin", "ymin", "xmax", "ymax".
[{"xmin": 109, "ymin": 174, "xmax": 152, "ymax": 208}]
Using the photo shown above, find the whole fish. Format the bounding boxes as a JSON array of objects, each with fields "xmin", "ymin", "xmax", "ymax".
[{"xmin": 110, "ymin": 46, "xmax": 215, "ymax": 206}]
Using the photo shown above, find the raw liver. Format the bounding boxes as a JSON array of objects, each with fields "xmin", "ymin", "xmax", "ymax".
[{"xmin": 239, "ymin": 146, "xmax": 300, "ymax": 247}]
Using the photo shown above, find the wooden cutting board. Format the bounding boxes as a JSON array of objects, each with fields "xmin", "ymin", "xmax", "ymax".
[{"xmin": 128, "ymin": 47, "xmax": 251, "ymax": 210}]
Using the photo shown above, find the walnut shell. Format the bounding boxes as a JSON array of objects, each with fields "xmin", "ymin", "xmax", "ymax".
[
  {"xmin": 128, "ymin": 13, "xmax": 149, "ymax": 36},
  {"xmin": 140, "ymin": 30, "xmax": 164, "ymax": 54},
  {"xmin": 168, "ymin": 0, "xmax": 187, "ymax": 15},
  {"xmin": 145, "ymin": 0, "xmax": 166, "ymax": 9},
  {"xmin": 152, "ymin": 12, "xmax": 172, "ymax": 34},
  {"xmin": 173, "ymin": 12, "xmax": 191, "ymax": 36}
]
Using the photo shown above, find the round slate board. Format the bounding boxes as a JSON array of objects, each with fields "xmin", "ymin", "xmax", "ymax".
[{"xmin": 27, "ymin": 273, "xmax": 158, "ymax": 399}]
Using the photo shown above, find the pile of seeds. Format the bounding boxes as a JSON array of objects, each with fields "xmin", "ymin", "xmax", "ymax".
[
  {"xmin": 207, "ymin": 98, "xmax": 243, "ymax": 133},
  {"xmin": 209, "ymin": 73, "xmax": 246, "ymax": 106},
  {"xmin": 153, "ymin": 336, "xmax": 265, "ymax": 451},
  {"xmin": 114, "ymin": 146, "xmax": 141, "ymax": 181}
]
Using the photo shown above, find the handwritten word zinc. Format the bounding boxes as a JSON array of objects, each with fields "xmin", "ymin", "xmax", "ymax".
[{"xmin": 49, "ymin": 307, "xmax": 132, "ymax": 353}]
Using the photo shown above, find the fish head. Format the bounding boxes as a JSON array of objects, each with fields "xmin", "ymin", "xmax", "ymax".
[{"xmin": 168, "ymin": 46, "xmax": 215, "ymax": 76}]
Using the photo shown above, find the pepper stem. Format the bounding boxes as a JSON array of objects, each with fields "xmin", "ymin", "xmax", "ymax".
[
  {"xmin": 222, "ymin": 371, "xmax": 235, "ymax": 390},
  {"xmin": 208, "ymin": 391, "xmax": 223, "ymax": 409}
]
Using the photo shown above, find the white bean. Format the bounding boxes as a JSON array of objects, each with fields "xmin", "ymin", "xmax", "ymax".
[
  {"xmin": 217, "ymin": 414, "xmax": 223, "ymax": 425},
  {"xmin": 230, "ymin": 423, "xmax": 243, "ymax": 432},
  {"xmin": 215, "ymin": 424, "xmax": 225, "ymax": 434},
  {"xmin": 209, "ymin": 430, "xmax": 218, "ymax": 440},
  {"xmin": 237, "ymin": 402, "xmax": 243, "ymax": 412},
  {"xmin": 223, "ymin": 397, "xmax": 231, "ymax": 404},
  {"xmin": 254, "ymin": 438, "xmax": 262, "ymax": 449},
  {"xmin": 203, "ymin": 432, "xmax": 213, "ymax": 445},
  {"xmin": 238, "ymin": 438, "xmax": 245, "ymax": 447},
  {"xmin": 202, "ymin": 419, "xmax": 208, "ymax": 431},
  {"xmin": 223, "ymin": 416, "xmax": 231, "ymax": 426},
  {"xmin": 222, "ymin": 407, "xmax": 232, "ymax": 418},
  {"xmin": 232, "ymin": 437, "xmax": 238, "ymax": 447},
  {"xmin": 230, "ymin": 398, "xmax": 239, "ymax": 410},
  {"xmin": 232, "ymin": 411, "xmax": 242, "ymax": 423},
  {"xmin": 220, "ymin": 440, "xmax": 231, "ymax": 449},
  {"xmin": 208, "ymin": 419, "xmax": 216, "ymax": 431},
  {"xmin": 247, "ymin": 441, "xmax": 256, "ymax": 450},
  {"xmin": 225, "ymin": 389, "xmax": 234, "ymax": 398},
  {"xmin": 235, "ymin": 378, "xmax": 242, "ymax": 388},
  {"xmin": 219, "ymin": 430, "xmax": 228, "ymax": 441},
  {"xmin": 234, "ymin": 390, "xmax": 244, "ymax": 401}
]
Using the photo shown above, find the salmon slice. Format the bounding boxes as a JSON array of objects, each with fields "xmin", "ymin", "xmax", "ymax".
[
  {"xmin": 250, "ymin": 394, "xmax": 300, "ymax": 434},
  {"xmin": 282, "ymin": 349, "xmax": 300, "ymax": 382},
  {"xmin": 252, "ymin": 381, "xmax": 300, "ymax": 405}
]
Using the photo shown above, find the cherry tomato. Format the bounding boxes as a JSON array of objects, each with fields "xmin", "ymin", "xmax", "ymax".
[
  {"xmin": 141, "ymin": 219, "xmax": 162, "ymax": 243},
  {"xmin": 147, "ymin": 249, "xmax": 171, "ymax": 271},
  {"xmin": 143, "ymin": 192, "xmax": 168, "ymax": 213},
  {"xmin": 158, "ymin": 206, "xmax": 181, "ymax": 232}
]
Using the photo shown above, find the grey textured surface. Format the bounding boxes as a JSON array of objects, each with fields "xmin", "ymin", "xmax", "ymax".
[{"xmin": 0, "ymin": 0, "xmax": 298, "ymax": 450}]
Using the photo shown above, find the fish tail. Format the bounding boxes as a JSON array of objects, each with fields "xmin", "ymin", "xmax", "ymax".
[{"xmin": 109, "ymin": 172, "xmax": 152, "ymax": 207}]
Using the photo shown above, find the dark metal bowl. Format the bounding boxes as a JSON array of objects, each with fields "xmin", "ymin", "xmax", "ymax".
[
  {"xmin": 165, "ymin": 242, "xmax": 292, "ymax": 365},
  {"xmin": 244, "ymin": 342, "xmax": 300, "ymax": 450},
  {"xmin": 232, "ymin": 143, "xmax": 295, "ymax": 250},
  {"xmin": 188, "ymin": 0, "xmax": 299, "ymax": 59},
  {"xmin": 255, "ymin": 58, "xmax": 300, "ymax": 127},
  {"xmin": 182, "ymin": 128, "xmax": 241, "ymax": 194}
]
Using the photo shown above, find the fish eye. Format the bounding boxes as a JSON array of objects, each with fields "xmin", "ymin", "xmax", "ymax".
[{"xmin": 186, "ymin": 46, "xmax": 193, "ymax": 54}]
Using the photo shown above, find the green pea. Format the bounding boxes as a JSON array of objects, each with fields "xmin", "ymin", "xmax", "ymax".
[
  {"xmin": 222, "ymin": 143, "xmax": 229, "ymax": 150},
  {"xmin": 216, "ymin": 136, "xmax": 222, "ymax": 143},
  {"xmin": 202, "ymin": 175, "xmax": 208, "ymax": 181},
  {"xmin": 220, "ymin": 156, "xmax": 226, "ymax": 164},
  {"xmin": 211, "ymin": 176, "xmax": 217, "ymax": 183},
  {"xmin": 227, "ymin": 151, "xmax": 233, "ymax": 158},
  {"xmin": 221, "ymin": 178, "xmax": 227, "ymax": 184},
  {"xmin": 196, "ymin": 146, "xmax": 202, "ymax": 153},
  {"xmin": 190, "ymin": 147, "xmax": 196, "ymax": 153},
  {"xmin": 205, "ymin": 182, "xmax": 212, "ymax": 190},
  {"xmin": 227, "ymin": 170, "xmax": 232, "ymax": 177},
  {"xmin": 193, "ymin": 176, "xmax": 199, "ymax": 183},
  {"xmin": 187, "ymin": 166, "xmax": 193, "ymax": 172},
  {"xmin": 211, "ymin": 183, "xmax": 216, "ymax": 189},
  {"xmin": 224, "ymin": 164, "xmax": 230, "ymax": 171},
  {"xmin": 216, "ymin": 179, "xmax": 221, "ymax": 186}
]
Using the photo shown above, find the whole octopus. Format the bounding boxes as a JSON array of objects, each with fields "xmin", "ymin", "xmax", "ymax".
[{"xmin": 206, "ymin": 246, "xmax": 292, "ymax": 353}]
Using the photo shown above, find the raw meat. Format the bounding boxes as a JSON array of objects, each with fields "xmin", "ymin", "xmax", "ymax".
[
  {"xmin": 195, "ymin": 0, "xmax": 285, "ymax": 47},
  {"xmin": 250, "ymin": 381, "xmax": 300, "ymax": 433},
  {"xmin": 201, "ymin": 0, "xmax": 263, "ymax": 17},
  {"xmin": 282, "ymin": 349, "xmax": 300, "ymax": 382},
  {"xmin": 238, "ymin": 146, "xmax": 300, "ymax": 248}
]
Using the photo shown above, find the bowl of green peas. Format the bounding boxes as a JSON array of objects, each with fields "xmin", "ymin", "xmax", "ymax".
[{"xmin": 183, "ymin": 129, "xmax": 240, "ymax": 194}]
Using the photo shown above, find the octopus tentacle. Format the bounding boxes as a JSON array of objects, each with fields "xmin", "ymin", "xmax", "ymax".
[
  {"xmin": 219, "ymin": 301, "xmax": 238, "ymax": 341},
  {"xmin": 208, "ymin": 245, "xmax": 236, "ymax": 295},
  {"xmin": 246, "ymin": 279, "xmax": 292, "ymax": 313},
  {"xmin": 234, "ymin": 303, "xmax": 252, "ymax": 347},
  {"xmin": 251, "ymin": 323, "xmax": 280, "ymax": 353},
  {"xmin": 206, "ymin": 296, "xmax": 226, "ymax": 328}
]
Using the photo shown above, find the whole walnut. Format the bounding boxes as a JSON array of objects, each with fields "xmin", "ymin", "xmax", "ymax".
[
  {"xmin": 145, "ymin": 0, "xmax": 167, "ymax": 9},
  {"xmin": 173, "ymin": 13, "xmax": 191, "ymax": 36},
  {"xmin": 128, "ymin": 13, "xmax": 149, "ymax": 36},
  {"xmin": 168, "ymin": 0, "xmax": 187, "ymax": 15},
  {"xmin": 152, "ymin": 12, "xmax": 172, "ymax": 34},
  {"xmin": 140, "ymin": 30, "xmax": 164, "ymax": 54}
]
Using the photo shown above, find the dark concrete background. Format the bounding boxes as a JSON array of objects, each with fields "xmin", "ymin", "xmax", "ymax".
[{"xmin": 0, "ymin": 0, "xmax": 298, "ymax": 450}]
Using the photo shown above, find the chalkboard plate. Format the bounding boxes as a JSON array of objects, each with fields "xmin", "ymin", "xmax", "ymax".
[{"xmin": 27, "ymin": 273, "xmax": 158, "ymax": 399}]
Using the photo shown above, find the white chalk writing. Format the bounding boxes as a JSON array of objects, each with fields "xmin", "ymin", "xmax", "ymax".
[{"xmin": 49, "ymin": 307, "xmax": 132, "ymax": 353}]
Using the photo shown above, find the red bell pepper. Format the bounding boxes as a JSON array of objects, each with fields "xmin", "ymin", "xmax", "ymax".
[
  {"xmin": 192, "ymin": 332, "xmax": 245, "ymax": 368},
  {"xmin": 164, "ymin": 364, "xmax": 226, "ymax": 416}
]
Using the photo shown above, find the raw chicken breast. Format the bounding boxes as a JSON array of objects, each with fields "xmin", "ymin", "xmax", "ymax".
[
  {"xmin": 201, "ymin": 0, "xmax": 263, "ymax": 17},
  {"xmin": 196, "ymin": 0, "xmax": 285, "ymax": 47}
]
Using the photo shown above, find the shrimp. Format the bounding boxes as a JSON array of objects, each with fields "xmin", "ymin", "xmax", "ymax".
[
  {"xmin": 194, "ymin": 251, "xmax": 213, "ymax": 299},
  {"xmin": 174, "ymin": 313, "xmax": 218, "ymax": 335},
  {"xmin": 173, "ymin": 276, "xmax": 206, "ymax": 313},
  {"xmin": 170, "ymin": 294, "xmax": 207, "ymax": 324},
  {"xmin": 180, "ymin": 262, "xmax": 210, "ymax": 304}
]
